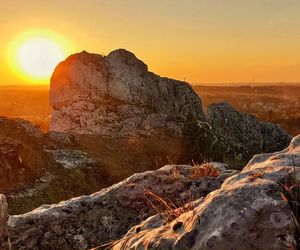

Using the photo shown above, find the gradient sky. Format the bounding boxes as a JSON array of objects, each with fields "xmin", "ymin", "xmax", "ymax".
[{"xmin": 1, "ymin": 0, "xmax": 300, "ymax": 85}]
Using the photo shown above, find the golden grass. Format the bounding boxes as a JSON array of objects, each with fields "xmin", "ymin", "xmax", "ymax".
[{"xmin": 189, "ymin": 162, "xmax": 220, "ymax": 179}]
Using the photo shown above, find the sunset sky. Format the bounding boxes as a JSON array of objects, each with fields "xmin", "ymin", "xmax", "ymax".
[{"xmin": 1, "ymin": 0, "xmax": 300, "ymax": 85}]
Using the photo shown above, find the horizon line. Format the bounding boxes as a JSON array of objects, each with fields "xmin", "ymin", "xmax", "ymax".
[{"xmin": 0, "ymin": 81, "xmax": 300, "ymax": 88}]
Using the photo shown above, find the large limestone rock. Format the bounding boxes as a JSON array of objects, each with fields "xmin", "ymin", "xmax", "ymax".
[
  {"xmin": 49, "ymin": 49, "xmax": 205, "ymax": 136},
  {"xmin": 8, "ymin": 163, "xmax": 236, "ymax": 249},
  {"xmin": 113, "ymin": 135, "xmax": 300, "ymax": 250},
  {"xmin": 0, "ymin": 195, "xmax": 10, "ymax": 250}
]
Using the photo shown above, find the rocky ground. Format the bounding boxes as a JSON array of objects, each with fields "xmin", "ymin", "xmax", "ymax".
[
  {"xmin": 0, "ymin": 49, "xmax": 298, "ymax": 249},
  {"xmin": 113, "ymin": 135, "xmax": 300, "ymax": 250},
  {"xmin": 0, "ymin": 49, "xmax": 291, "ymax": 214},
  {"xmin": 8, "ymin": 163, "xmax": 237, "ymax": 249},
  {"xmin": 0, "ymin": 116, "xmax": 184, "ymax": 215},
  {"xmin": 3, "ymin": 135, "xmax": 300, "ymax": 250}
]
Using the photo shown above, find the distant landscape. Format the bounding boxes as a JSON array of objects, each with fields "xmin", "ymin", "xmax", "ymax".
[
  {"xmin": 194, "ymin": 84, "xmax": 300, "ymax": 136},
  {"xmin": 0, "ymin": 84, "xmax": 299, "ymax": 136},
  {"xmin": 0, "ymin": 85, "xmax": 50, "ymax": 131}
]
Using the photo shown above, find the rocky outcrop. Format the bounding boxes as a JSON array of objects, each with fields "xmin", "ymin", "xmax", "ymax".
[
  {"xmin": 0, "ymin": 117, "xmax": 51, "ymax": 196},
  {"xmin": 49, "ymin": 49, "xmax": 205, "ymax": 136},
  {"xmin": 0, "ymin": 138, "xmax": 24, "ymax": 190},
  {"xmin": 0, "ymin": 195, "xmax": 10, "ymax": 250},
  {"xmin": 113, "ymin": 135, "xmax": 300, "ymax": 250},
  {"xmin": 8, "ymin": 163, "xmax": 237, "ymax": 249},
  {"xmin": 49, "ymin": 50, "xmax": 291, "ymax": 167},
  {"xmin": 184, "ymin": 102, "xmax": 292, "ymax": 168},
  {"xmin": 0, "ymin": 116, "xmax": 184, "ymax": 215}
]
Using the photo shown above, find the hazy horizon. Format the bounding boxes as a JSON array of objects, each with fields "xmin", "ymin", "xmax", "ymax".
[{"xmin": 1, "ymin": 81, "xmax": 300, "ymax": 88}]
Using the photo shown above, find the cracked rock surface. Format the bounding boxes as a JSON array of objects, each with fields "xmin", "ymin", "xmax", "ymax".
[
  {"xmin": 8, "ymin": 163, "xmax": 236, "ymax": 250},
  {"xmin": 113, "ymin": 135, "xmax": 300, "ymax": 250},
  {"xmin": 50, "ymin": 49, "xmax": 205, "ymax": 136}
]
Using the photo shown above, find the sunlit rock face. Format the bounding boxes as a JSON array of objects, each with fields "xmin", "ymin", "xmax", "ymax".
[
  {"xmin": 8, "ymin": 163, "xmax": 237, "ymax": 249},
  {"xmin": 113, "ymin": 135, "xmax": 300, "ymax": 250},
  {"xmin": 50, "ymin": 49, "xmax": 205, "ymax": 136}
]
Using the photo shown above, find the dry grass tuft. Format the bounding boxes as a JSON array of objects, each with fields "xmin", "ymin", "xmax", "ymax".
[
  {"xmin": 189, "ymin": 162, "xmax": 220, "ymax": 179},
  {"xmin": 170, "ymin": 166, "xmax": 181, "ymax": 180},
  {"xmin": 96, "ymin": 189, "xmax": 196, "ymax": 250},
  {"xmin": 278, "ymin": 154, "xmax": 300, "ymax": 249},
  {"xmin": 143, "ymin": 189, "xmax": 194, "ymax": 224}
]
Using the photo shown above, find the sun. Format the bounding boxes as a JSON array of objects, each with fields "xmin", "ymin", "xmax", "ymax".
[
  {"xmin": 17, "ymin": 37, "xmax": 64, "ymax": 78},
  {"xmin": 7, "ymin": 29, "xmax": 74, "ymax": 84}
]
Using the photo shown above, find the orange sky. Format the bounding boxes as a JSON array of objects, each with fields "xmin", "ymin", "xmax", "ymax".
[{"xmin": 1, "ymin": 0, "xmax": 300, "ymax": 85}]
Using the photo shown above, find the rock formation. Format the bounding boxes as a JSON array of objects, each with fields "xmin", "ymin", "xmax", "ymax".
[
  {"xmin": 184, "ymin": 102, "xmax": 291, "ymax": 168},
  {"xmin": 113, "ymin": 135, "xmax": 300, "ymax": 250},
  {"xmin": 49, "ymin": 50, "xmax": 291, "ymax": 167},
  {"xmin": 0, "ymin": 195, "xmax": 10, "ymax": 250},
  {"xmin": 7, "ymin": 135, "xmax": 300, "ymax": 250},
  {"xmin": 0, "ymin": 116, "xmax": 183, "ymax": 215},
  {"xmin": 206, "ymin": 102, "xmax": 292, "ymax": 166},
  {"xmin": 50, "ymin": 49, "xmax": 205, "ymax": 136},
  {"xmin": 8, "ymin": 163, "xmax": 237, "ymax": 249},
  {"xmin": 0, "ymin": 116, "xmax": 50, "ymax": 196}
]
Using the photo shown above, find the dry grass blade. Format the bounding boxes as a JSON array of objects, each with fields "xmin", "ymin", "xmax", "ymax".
[{"xmin": 278, "ymin": 154, "xmax": 300, "ymax": 248}]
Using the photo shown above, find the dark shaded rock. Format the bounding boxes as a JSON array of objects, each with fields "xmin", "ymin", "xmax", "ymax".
[
  {"xmin": 0, "ymin": 117, "xmax": 53, "ymax": 195},
  {"xmin": 185, "ymin": 102, "xmax": 291, "ymax": 168},
  {"xmin": 0, "ymin": 116, "xmax": 185, "ymax": 215}
]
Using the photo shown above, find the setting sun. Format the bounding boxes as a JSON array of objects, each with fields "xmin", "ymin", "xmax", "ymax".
[
  {"xmin": 7, "ymin": 29, "xmax": 73, "ymax": 84},
  {"xmin": 17, "ymin": 37, "xmax": 64, "ymax": 78}
]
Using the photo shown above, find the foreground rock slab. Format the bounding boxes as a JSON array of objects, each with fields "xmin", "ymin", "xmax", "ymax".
[
  {"xmin": 8, "ymin": 163, "xmax": 236, "ymax": 250},
  {"xmin": 113, "ymin": 135, "xmax": 300, "ymax": 250}
]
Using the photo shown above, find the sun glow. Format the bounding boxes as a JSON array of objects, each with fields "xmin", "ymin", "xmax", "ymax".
[{"xmin": 7, "ymin": 29, "xmax": 73, "ymax": 84}]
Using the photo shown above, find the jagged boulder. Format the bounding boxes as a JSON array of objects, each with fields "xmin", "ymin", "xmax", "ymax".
[
  {"xmin": 113, "ymin": 135, "xmax": 300, "ymax": 250},
  {"xmin": 8, "ymin": 163, "xmax": 237, "ymax": 250},
  {"xmin": 0, "ymin": 195, "xmax": 10, "ymax": 250},
  {"xmin": 0, "ymin": 138, "xmax": 25, "ymax": 192},
  {"xmin": 0, "ymin": 117, "xmax": 52, "ymax": 196},
  {"xmin": 184, "ymin": 102, "xmax": 292, "ymax": 168},
  {"xmin": 49, "ymin": 49, "xmax": 205, "ymax": 136}
]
